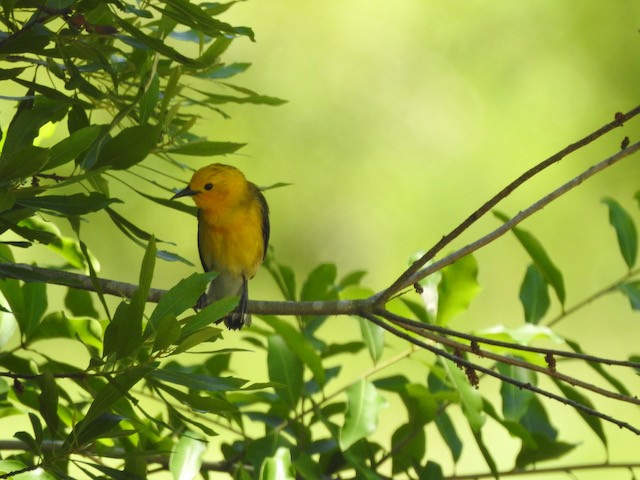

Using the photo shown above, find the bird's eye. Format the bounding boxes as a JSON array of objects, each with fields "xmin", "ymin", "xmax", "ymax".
[{"xmin": 204, "ymin": 183, "xmax": 213, "ymax": 191}]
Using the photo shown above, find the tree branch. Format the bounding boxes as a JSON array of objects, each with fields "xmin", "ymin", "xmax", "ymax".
[{"xmin": 374, "ymin": 105, "xmax": 640, "ymax": 303}]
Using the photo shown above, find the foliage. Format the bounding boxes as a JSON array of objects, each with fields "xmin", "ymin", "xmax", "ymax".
[{"xmin": 0, "ymin": 2, "xmax": 639, "ymax": 480}]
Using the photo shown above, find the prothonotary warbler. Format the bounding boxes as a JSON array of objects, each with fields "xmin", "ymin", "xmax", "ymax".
[{"xmin": 171, "ymin": 163, "xmax": 270, "ymax": 329}]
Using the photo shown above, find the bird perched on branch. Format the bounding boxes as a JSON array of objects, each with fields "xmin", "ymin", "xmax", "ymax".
[{"xmin": 171, "ymin": 163, "xmax": 270, "ymax": 329}]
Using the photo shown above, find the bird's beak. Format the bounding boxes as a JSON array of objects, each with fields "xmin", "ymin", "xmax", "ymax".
[{"xmin": 171, "ymin": 186, "xmax": 198, "ymax": 200}]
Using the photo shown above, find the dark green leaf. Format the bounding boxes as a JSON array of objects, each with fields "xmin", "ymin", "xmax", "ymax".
[
  {"xmin": 114, "ymin": 18, "xmax": 194, "ymax": 64},
  {"xmin": 494, "ymin": 211, "xmax": 565, "ymax": 304},
  {"xmin": 95, "ymin": 124, "xmax": 160, "ymax": 170},
  {"xmin": 262, "ymin": 316, "xmax": 325, "ymax": 387},
  {"xmin": 391, "ymin": 423, "xmax": 425, "ymax": 475},
  {"xmin": 22, "ymin": 282, "xmax": 47, "ymax": 339},
  {"xmin": 339, "ymin": 379, "xmax": 387, "ymax": 451},
  {"xmin": 71, "ymin": 413, "xmax": 125, "ymax": 448},
  {"xmin": 515, "ymin": 434, "xmax": 576, "ymax": 468},
  {"xmin": 47, "ymin": 125, "xmax": 101, "ymax": 169},
  {"xmin": 167, "ymin": 140, "xmax": 245, "ymax": 156},
  {"xmin": 267, "ymin": 334, "xmax": 303, "ymax": 410},
  {"xmin": 37, "ymin": 371, "xmax": 59, "ymax": 435},
  {"xmin": 83, "ymin": 364, "xmax": 156, "ymax": 425},
  {"xmin": 150, "ymin": 369, "xmax": 246, "ymax": 392},
  {"xmin": 152, "ymin": 314, "xmax": 181, "ymax": 352},
  {"xmin": 566, "ymin": 339, "xmax": 630, "ymax": 396},
  {"xmin": 139, "ymin": 73, "xmax": 160, "ymax": 124},
  {"xmin": 436, "ymin": 254, "xmax": 481, "ymax": 326},
  {"xmin": 472, "ymin": 430, "xmax": 499, "ymax": 479},
  {"xmin": 16, "ymin": 192, "xmax": 120, "ymax": 216},
  {"xmin": 0, "ymin": 146, "xmax": 50, "ymax": 183},
  {"xmin": 618, "ymin": 281, "xmax": 640, "ymax": 310},
  {"xmin": 552, "ymin": 379, "xmax": 607, "ymax": 448},
  {"xmin": 603, "ymin": 197, "xmax": 638, "ymax": 268},
  {"xmin": 519, "ymin": 264, "xmax": 550, "ymax": 324},
  {"xmin": 434, "ymin": 412, "xmax": 462, "ymax": 463},
  {"xmin": 65, "ymin": 288, "xmax": 99, "ymax": 318}
]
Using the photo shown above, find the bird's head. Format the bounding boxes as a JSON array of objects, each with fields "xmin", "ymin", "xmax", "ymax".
[{"xmin": 171, "ymin": 163, "xmax": 249, "ymax": 209}]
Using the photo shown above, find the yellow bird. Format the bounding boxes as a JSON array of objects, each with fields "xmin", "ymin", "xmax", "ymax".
[{"xmin": 171, "ymin": 163, "xmax": 270, "ymax": 329}]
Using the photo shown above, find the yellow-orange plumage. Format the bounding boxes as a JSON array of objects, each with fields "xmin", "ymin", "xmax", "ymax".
[{"xmin": 171, "ymin": 164, "xmax": 269, "ymax": 329}]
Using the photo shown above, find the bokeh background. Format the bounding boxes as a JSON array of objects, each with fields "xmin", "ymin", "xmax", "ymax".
[{"xmin": 4, "ymin": 1, "xmax": 640, "ymax": 478}]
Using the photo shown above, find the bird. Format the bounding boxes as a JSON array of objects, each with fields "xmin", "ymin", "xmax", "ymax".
[{"xmin": 171, "ymin": 163, "xmax": 270, "ymax": 329}]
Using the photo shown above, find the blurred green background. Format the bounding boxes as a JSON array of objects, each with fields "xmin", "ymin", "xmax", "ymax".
[{"xmin": 5, "ymin": 0, "xmax": 640, "ymax": 477}]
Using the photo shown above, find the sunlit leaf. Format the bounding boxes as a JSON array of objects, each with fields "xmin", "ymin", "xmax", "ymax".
[
  {"xmin": 170, "ymin": 434, "xmax": 207, "ymax": 480},
  {"xmin": 358, "ymin": 318, "xmax": 384, "ymax": 363},
  {"xmin": 339, "ymin": 379, "xmax": 388, "ymax": 451},
  {"xmin": 497, "ymin": 363, "xmax": 536, "ymax": 422},
  {"xmin": 258, "ymin": 447, "xmax": 296, "ymax": 480},
  {"xmin": 441, "ymin": 358, "xmax": 485, "ymax": 431},
  {"xmin": 436, "ymin": 254, "xmax": 481, "ymax": 326}
]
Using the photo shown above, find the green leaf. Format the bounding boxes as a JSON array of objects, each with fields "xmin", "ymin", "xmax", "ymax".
[
  {"xmin": 436, "ymin": 253, "xmax": 481, "ymax": 326},
  {"xmin": 339, "ymin": 379, "xmax": 388, "ymax": 451},
  {"xmin": 494, "ymin": 211, "xmax": 565, "ymax": 304},
  {"xmin": 441, "ymin": 358, "xmax": 485, "ymax": 431},
  {"xmin": 152, "ymin": 314, "xmax": 181, "ymax": 352},
  {"xmin": 47, "ymin": 125, "xmax": 101, "ymax": 169},
  {"xmin": 71, "ymin": 413, "xmax": 124, "ymax": 447},
  {"xmin": 259, "ymin": 447, "xmax": 296, "ymax": 480},
  {"xmin": 95, "ymin": 124, "xmax": 160, "ymax": 170},
  {"xmin": 358, "ymin": 317, "xmax": 384, "ymax": 363},
  {"xmin": 434, "ymin": 412, "xmax": 462, "ymax": 463},
  {"xmin": 301, "ymin": 263, "xmax": 337, "ymax": 301},
  {"xmin": 516, "ymin": 434, "xmax": 575, "ymax": 468},
  {"xmin": 552, "ymin": 379, "xmax": 607, "ymax": 448},
  {"xmin": 261, "ymin": 316, "xmax": 326, "ymax": 388},
  {"xmin": 618, "ymin": 281, "xmax": 640, "ymax": 310},
  {"xmin": 65, "ymin": 288, "xmax": 99, "ymax": 318},
  {"xmin": 170, "ymin": 434, "xmax": 207, "ymax": 480},
  {"xmin": 16, "ymin": 192, "xmax": 120, "ymax": 216},
  {"xmin": 0, "ymin": 145, "xmax": 50, "ymax": 183},
  {"xmin": 82, "ymin": 364, "xmax": 156, "ymax": 425},
  {"xmin": 519, "ymin": 264, "xmax": 550, "ymax": 324},
  {"xmin": 167, "ymin": 140, "xmax": 246, "ymax": 156},
  {"xmin": 267, "ymin": 334, "xmax": 303, "ymax": 410},
  {"xmin": 37, "ymin": 371, "xmax": 59, "ymax": 435},
  {"xmin": 0, "ymin": 188, "xmax": 15, "ymax": 212},
  {"xmin": 146, "ymin": 272, "xmax": 216, "ymax": 332},
  {"xmin": 566, "ymin": 339, "xmax": 630, "ymax": 396},
  {"xmin": 602, "ymin": 197, "xmax": 638, "ymax": 268},
  {"xmin": 497, "ymin": 363, "xmax": 535, "ymax": 422},
  {"xmin": 149, "ymin": 369, "xmax": 246, "ymax": 392},
  {"xmin": 391, "ymin": 423, "xmax": 426, "ymax": 475},
  {"xmin": 472, "ymin": 430, "xmax": 499, "ymax": 479},
  {"xmin": 178, "ymin": 296, "xmax": 238, "ymax": 340},
  {"xmin": 139, "ymin": 73, "xmax": 160, "ymax": 125},
  {"xmin": 114, "ymin": 17, "xmax": 194, "ymax": 64}
]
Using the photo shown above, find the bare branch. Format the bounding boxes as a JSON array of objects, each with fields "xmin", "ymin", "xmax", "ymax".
[{"xmin": 375, "ymin": 105, "xmax": 640, "ymax": 303}]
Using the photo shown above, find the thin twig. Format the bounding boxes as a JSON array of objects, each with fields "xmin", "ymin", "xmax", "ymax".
[
  {"xmin": 375, "ymin": 105, "xmax": 640, "ymax": 304},
  {"xmin": 361, "ymin": 313, "xmax": 640, "ymax": 435}
]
